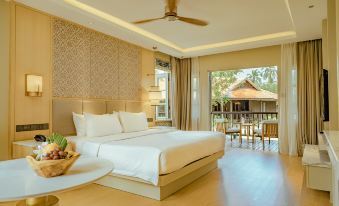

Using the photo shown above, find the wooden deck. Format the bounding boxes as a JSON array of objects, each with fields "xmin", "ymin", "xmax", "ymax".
[{"xmin": 225, "ymin": 134, "xmax": 279, "ymax": 152}]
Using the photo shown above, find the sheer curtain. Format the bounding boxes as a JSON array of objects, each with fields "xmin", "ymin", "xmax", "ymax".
[
  {"xmin": 279, "ymin": 43, "xmax": 298, "ymax": 156},
  {"xmin": 191, "ymin": 57, "xmax": 200, "ymax": 131}
]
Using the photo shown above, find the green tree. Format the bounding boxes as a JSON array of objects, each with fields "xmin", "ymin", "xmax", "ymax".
[
  {"xmin": 211, "ymin": 71, "xmax": 239, "ymax": 112},
  {"xmin": 247, "ymin": 69, "xmax": 263, "ymax": 85},
  {"xmin": 263, "ymin": 67, "xmax": 277, "ymax": 83},
  {"xmin": 260, "ymin": 83, "xmax": 277, "ymax": 93}
]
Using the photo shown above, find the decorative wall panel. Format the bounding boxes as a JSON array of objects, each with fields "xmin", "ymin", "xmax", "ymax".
[
  {"xmin": 53, "ymin": 19, "xmax": 91, "ymax": 98},
  {"xmin": 118, "ymin": 42, "xmax": 141, "ymax": 100},
  {"xmin": 90, "ymin": 31, "xmax": 119, "ymax": 99},
  {"xmin": 52, "ymin": 19, "xmax": 141, "ymax": 100}
]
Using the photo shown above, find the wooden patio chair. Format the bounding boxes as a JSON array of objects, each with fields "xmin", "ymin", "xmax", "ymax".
[
  {"xmin": 214, "ymin": 118, "xmax": 226, "ymax": 133},
  {"xmin": 261, "ymin": 121, "xmax": 278, "ymax": 148},
  {"xmin": 253, "ymin": 120, "xmax": 278, "ymax": 148},
  {"xmin": 225, "ymin": 121, "xmax": 242, "ymax": 143}
]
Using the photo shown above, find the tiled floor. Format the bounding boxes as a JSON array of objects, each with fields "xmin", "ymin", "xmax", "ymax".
[{"xmin": 226, "ymin": 134, "xmax": 279, "ymax": 152}]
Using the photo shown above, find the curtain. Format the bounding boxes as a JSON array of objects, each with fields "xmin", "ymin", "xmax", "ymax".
[
  {"xmin": 296, "ymin": 39, "xmax": 323, "ymax": 156},
  {"xmin": 170, "ymin": 57, "xmax": 177, "ymax": 128},
  {"xmin": 279, "ymin": 43, "xmax": 298, "ymax": 156},
  {"xmin": 191, "ymin": 57, "xmax": 200, "ymax": 131},
  {"xmin": 171, "ymin": 57, "xmax": 192, "ymax": 130}
]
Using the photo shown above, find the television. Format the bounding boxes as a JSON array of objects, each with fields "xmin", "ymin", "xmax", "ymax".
[{"xmin": 323, "ymin": 69, "xmax": 329, "ymax": 122}]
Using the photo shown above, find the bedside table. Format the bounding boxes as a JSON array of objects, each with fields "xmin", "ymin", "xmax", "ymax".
[{"xmin": 12, "ymin": 140, "xmax": 36, "ymax": 159}]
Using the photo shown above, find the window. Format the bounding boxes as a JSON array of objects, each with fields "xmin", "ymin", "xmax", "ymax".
[{"xmin": 155, "ymin": 59, "xmax": 171, "ymax": 120}]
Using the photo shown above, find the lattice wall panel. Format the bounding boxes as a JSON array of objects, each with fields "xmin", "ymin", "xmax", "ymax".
[
  {"xmin": 53, "ymin": 19, "xmax": 91, "ymax": 98},
  {"xmin": 52, "ymin": 19, "xmax": 141, "ymax": 100}
]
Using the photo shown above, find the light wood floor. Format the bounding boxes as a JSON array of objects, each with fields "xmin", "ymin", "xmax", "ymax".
[
  {"xmin": 1, "ymin": 148, "xmax": 330, "ymax": 206},
  {"xmin": 227, "ymin": 135, "xmax": 279, "ymax": 152}
]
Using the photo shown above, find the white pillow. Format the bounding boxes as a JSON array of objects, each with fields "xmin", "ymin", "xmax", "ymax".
[
  {"xmin": 119, "ymin": 111, "xmax": 148, "ymax": 132},
  {"xmin": 85, "ymin": 113, "xmax": 122, "ymax": 137},
  {"xmin": 72, "ymin": 112, "xmax": 86, "ymax": 136}
]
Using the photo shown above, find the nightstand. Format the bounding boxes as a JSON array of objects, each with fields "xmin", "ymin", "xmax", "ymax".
[{"xmin": 12, "ymin": 140, "xmax": 36, "ymax": 159}]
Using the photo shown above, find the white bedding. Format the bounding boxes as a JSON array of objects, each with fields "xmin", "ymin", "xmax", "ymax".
[{"xmin": 67, "ymin": 128, "xmax": 225, "ymax": 185}]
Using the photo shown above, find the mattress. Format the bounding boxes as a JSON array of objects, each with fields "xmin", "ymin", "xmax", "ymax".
[{"xmin": 67, "ymin": 128, "xmax": 225, "ymax": 185}]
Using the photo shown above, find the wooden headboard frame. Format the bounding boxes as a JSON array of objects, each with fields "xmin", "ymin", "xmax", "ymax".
[{"xmin": 52, "ymin": 98, "xmax": 148, "ymax": 135}]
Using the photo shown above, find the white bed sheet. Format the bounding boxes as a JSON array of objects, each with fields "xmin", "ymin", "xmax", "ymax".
[{"xmin": 67, "ymin": 128, "xmax": 225, "ymax": 185}]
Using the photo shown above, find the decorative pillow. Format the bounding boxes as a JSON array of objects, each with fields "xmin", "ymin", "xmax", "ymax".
[
  {"xmin": 85, "ymin": 113, "xmax": 122, "ymax": 137},
  {"xmin": 119, "ymin": 111, "xmax": 148, "ymax": 132},
  {"xmin": 72, "ymin": 112, "xmax": 86, "ymax": 136}
]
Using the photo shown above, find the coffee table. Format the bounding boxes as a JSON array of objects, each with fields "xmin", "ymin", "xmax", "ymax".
[
  {"xmin": 242, "ymin": 123, "xmax": 255, "ymax": 143},
  {"xmin": 0, "ymin": 157, "xmax": 113, "ymax": 206}
]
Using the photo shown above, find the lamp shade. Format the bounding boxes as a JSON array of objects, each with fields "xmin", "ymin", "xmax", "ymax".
[{"xmin": 26, "ymin": 74, "xmax": 43, "ymax": 97}]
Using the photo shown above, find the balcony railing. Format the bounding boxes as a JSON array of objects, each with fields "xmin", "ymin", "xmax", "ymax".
[{"xmin": 210, "ymin": 111, "xmax": 278, "ymax": 130}]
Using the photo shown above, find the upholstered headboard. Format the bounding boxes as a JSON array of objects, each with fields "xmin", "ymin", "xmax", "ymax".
[{"xmin": 52, "ymin": 98, "xmax": 147, "ymax": 135}]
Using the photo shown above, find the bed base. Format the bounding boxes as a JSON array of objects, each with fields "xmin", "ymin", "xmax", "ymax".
[{"xmin": 95, "ymin": 151, "xmax": 224, "ymax": 200}]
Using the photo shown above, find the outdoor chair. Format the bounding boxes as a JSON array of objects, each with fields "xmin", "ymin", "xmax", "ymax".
[
  {"xmin": 253, "ymin": 120, "xmax": 278, "ymax": 148},
  {"xmin": 225, "ymin": 121, "xmax": 242, "ymax": 143},
  {"xmin": 214, "ymin": 118, "xmax": 226, "ymax": 133}
]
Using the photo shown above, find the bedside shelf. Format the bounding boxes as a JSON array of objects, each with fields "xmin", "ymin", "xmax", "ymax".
[{"xmin": 12, "ymin": 140, "xmax": 36, "ymax": 159}]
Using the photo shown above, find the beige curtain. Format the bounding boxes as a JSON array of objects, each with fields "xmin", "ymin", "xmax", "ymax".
[
  {"xmin": 297, "ymin": 39, "xmax": 323, "ymax": 155},
  {"xmin": 279, "ymin": 43, "xmax": 298, "ymax": 156},
  {"xmin": 172, "ymin": 57, "xmax": 192, "ymax": 130}
]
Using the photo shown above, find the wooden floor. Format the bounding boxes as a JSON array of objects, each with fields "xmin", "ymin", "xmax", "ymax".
[
  {"xmin": 227, "ymin": 135, "xmax": 279, "ymax": 152},
  {"xmin": 1, "ymin": 147, "xmax": 330, "ymax": 206}
]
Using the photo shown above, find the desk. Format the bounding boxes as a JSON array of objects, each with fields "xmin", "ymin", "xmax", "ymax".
[{"xmin": 324, "ymin": 130, "xmax": 339, "ymax": 205}]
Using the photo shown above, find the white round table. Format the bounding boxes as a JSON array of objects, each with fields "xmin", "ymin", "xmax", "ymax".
[{"xmin": 0, "ymin": 157, "xmax": 113, "ymax": 206}]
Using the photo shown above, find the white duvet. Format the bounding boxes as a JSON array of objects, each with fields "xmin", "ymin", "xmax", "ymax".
[{"xmin": 67, "ymin": 128, "xmax": 225, "ymax": 185}]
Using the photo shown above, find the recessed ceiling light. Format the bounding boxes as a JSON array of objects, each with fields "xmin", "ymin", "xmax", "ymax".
[{"xmin": 308, "ymin": 5, "xmax": 314, "ymax": 8}]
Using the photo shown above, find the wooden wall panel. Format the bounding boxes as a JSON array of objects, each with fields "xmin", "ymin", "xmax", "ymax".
[
  {"xmin": 10, "ymin": 4, "xmax": 154, "ymax": 147},
  {"xmin": 0, "ymin": 1, "xmax": 10, "ymax": 160},
  {"xmin": 13, "ymin": 5, "xmax": 52, "ymax": 141}
]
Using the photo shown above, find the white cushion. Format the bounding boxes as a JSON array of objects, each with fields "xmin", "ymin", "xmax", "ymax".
[
  {"xmin": 226, "ymin": 127, "xmax": 240, "ymax": 133},
  {"xmin": 72, "ymin": 112, "xmax": 86, "ymax": 136},
  {"xmin": 261, "ymin": 120, "xmax": 278, "ymax": 124},
  {"xmin": 119, "ymin": 111, "xmax": 148, "ymax": 132},
  {"xmin": 254, "ymin": 128, "xmax": 262, "ymax": 134},
  {"xmin": 85, "ymin": 113, "xmax": 122, "ymax": 137}
]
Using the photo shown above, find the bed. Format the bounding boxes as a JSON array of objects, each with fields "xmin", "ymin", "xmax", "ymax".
[{"xmin": 52, "ymin": 98, "xmax": 225, "ymax": 200}]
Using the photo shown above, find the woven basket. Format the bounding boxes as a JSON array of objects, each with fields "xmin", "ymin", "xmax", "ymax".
[{"xmin": 26, "ymin": 151, "xmax": 80, "ymax": 178}]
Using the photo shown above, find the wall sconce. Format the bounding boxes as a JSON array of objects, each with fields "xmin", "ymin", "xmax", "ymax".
[
  {"xmin": 148, "ymin": 86, "xmax": 162, "ymax": 106},
  {"xmin": 25, "ymin": 74, "xmax": 43, "ymax": 97}
]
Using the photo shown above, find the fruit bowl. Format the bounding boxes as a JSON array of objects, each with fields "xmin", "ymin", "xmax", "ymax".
[{"xmin": 26, "ymin": 151, "xmax": 80, "ymax": 178}]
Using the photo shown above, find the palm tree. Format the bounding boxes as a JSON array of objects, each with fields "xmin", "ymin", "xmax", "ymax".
[
  {"xmin": 247, "ymin": 69, "xmax": 262, "ymax": 85},
  {"xmin": 263, "ymin": 67, "xmax": 277, "ymax": 83}
]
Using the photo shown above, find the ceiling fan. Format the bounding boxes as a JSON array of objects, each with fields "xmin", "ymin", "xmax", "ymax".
[{"xmin": 132, "ymin": 0, "xmax": 208, "ymax": 26}]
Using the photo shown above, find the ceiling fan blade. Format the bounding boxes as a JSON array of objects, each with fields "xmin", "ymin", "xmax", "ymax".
[
  {"xmin": 177, "ymin": 16, "xmax": 208, "ymax": 26},
  {"xmin": 133, "ymin": 17, "xmax": 165, "ymax": 24},
  {"xmin": 167, "ymin": 0, "xmax": 178, "ymax": 12}
]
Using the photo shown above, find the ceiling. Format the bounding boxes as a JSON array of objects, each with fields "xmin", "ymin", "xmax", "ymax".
[{"xmin": 15, "ymin": 0, "xmax": 327, "ymax": 57}]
